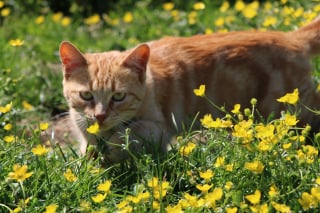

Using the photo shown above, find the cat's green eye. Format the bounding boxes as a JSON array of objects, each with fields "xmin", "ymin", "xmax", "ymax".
[
  {"xmin": 112, "ymin": 92, "xmax": 126, "ymax": 102},
  {"xmin": 79, "ymin": 91, "xmax": 94, "ymax": 101}
]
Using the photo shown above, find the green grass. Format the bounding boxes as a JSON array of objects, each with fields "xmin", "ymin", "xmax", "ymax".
[{"xmin": 1, "ymin": 0, "xmax": 320, "ymax": 212}]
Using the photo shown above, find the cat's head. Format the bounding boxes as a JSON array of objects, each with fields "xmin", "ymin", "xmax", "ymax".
[{"xmin": 59, "ymin": 41, "xmax": 150, "ymax": 132}]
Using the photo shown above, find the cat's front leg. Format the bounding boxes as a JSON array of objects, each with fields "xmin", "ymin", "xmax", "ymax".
[{"xmin": 100, "ymin": 120, "xmax": 170, "ymax": 163}]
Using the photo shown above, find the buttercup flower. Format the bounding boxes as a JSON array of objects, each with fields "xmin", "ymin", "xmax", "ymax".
[
  {"xmin": 277, "ymin": 88, "xmax": 299, "ymax": 105},
  {"xmin": 39, "ymin": 123, "xmax": 49, "ymax": 131},
  {"xmin": 196, "ymin": 183, "xmax": 213, "ymax": 194},
  {"xmin": 61, "ymin": 17, "xmax": 71, "ymax": 26},
  {"xmin": 44, "ymin": 204, "xmax": 58, "ymax": 213},
  {"xmin": 199, "ymin": 169, "xmax": 214, "ymax": 182},
  {"xmin": 35, "ymin": 15, "xmax": 44, "ymax": 24},
  {"xmin": 271, "ymin": 201, "xmax": 291, "ymax": 213},
  {"xmin": 84, "ymin": 14, "xmax": 100, "ymax": 25},
  {"xmin": 63, "ymin": 169, "xmax": 77, "ymax": 182},
  {"xmin": 1, "ymin": 8, "xmax": 10, "ymax": 17},
  {"xmin": 4, "ymin": 135, "xmax": 15, "ymax": 143},
  {"xmin": 244, "ymin": 160, "xmax": 264, "ymax": 174},
  {"xmin": 22, "ymin": 101, "xmax": 34, "ymax": 110},
  {"xmin": 3, "ymin": 123, "xmax": 12, "ymax": 131},
  {"xmin": 91, "ymin": 193, "xmax": 107, "ymax": 203},
  {"xmin": 194, "ymin": 84, "xmax": 206, "ymax": 97},
  {"xmin": 87, "ymin": 122, "xmax": 100, "ymax": 135},
  {"xmin": 8, "ymin": 164, "xmax": 33, "ymax": 182},
  {"xmin": 9, "ymin": 39, "xmax": 24, "ymax": 47},
  {"xmin": 0, "ymin": 102, "xmax": 12, "ymax": 113},
  {"xmin": 97, "ymin": 180, "xmax": 112, "ymax": 194},
  {"xmin": 245, "ymin": 189, "xmax": 261, "ymax": 205},
  {"xmin": 231, "ymin": 104, "xmax": 241, "ymax": 114},
  {"xmin": 163, "ymin": 2, "xmax": 174, "ymax": 11},
  {"xmin": 123, "ymin": 12, "xmax": 133, "ymax": 23},
  {"xmin": 31, "ymin": 144, "xmax": 49, "ymax": 156},
  {"xmin": 193, "ymin": 2, "xmax": 205, "ymax": 10},
  {"xmin": 179, "ymin": 142, "xmax": 196, "ymax": 156}
]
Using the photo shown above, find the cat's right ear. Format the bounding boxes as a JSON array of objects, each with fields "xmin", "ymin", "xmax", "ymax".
[{"xmin": 59, "ymin": 41, "xmax": 87, "ymax": 78}]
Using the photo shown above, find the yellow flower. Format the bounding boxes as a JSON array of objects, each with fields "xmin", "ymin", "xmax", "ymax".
[
  {"xmin": 231, "ymin": 104, "xmax": 241, "ymax": 114},
  {"xmin": 0, "ymin": 102, "xmax": 12, "ymax": 113},
  {"xmin": 311, "ymin": 187, "xmax": 320, "ymax": 201},
  {"xmin": 91, "ymin": 193, "xmax": 107, "ymax": 203},
  {"xmin": 84, "ymin": 14, "xmax": 100, "ymax": 25},
  {"xmin": 152, "ymin": 200, "xmax": 160, "ymax": 210},
  {"xmin": 220, "ymin": 1, "xmax": 230, "ymax": 13},
  {"xmin": 277, "ymin": 88, "xmax": 299, "ymax": 105},
  {"xmin": 39, "ymin": 123, "xmax": 49, "ymax": 131},
  {"xmin": 148, "ymin": 177, "xmax": 170, "ymax": 200},
  {"xmin": 271, "ymin": 201, "xmax": 291, "ymax": 213},
  {"xmin": 153, "ymin": 181, "xmax": 170, "ymax": 200},
  {"xmin": 235, "ymin": 0, "xmax": 245, "ymax": 11},
  {"xmin": 199, "ymin": 169, "xmax": 214, "ymax": 182},
  {"xmin": 206, "ymin": 187, "xmax": 223, "ymax": 201},
  {"xmin": 268, "ymin": 184, "xmax": 279, "ymax": 199},
  {"xmin": 63, "ymin": 169, "xmax": 77, "ymax": 182},
  {"xmin": 4, "ymin": 135, "xmax": 15, "ymax": 143},
  {"xmin": 87, "ymin": 122, "xmax": 100, "ymax": 134},
  {"xmin": 193, "ymin": 2, "xmax": 205, "ymax": 10},
  {"xmin": 250, "ymin": 203, "xmax": 268, "ymax": 213},
  {"xmin": 1, "ymin": 8, "xmax": 10, "ymax": 17},
  {"xmin": 200, "ymin": 114, "xmax": 214, "ymax": 128},
  {"xmin": 162, "ymin": 2, "xmax": 174, "ymax": 11},
  {"xmin": 179, "ymin": 142, "xmax": 196, "ymax": 156},
  {"xmin": 194, "ymin": 84, "xmax": 206, "ymax": 97},
  {"xmin": 44, "ymin": 204, "xmax": 58, "ymax": 213},
  {"xmin": 298, "ymin": 192, "xmax": 317, "ymax": 210},
  {"xmin": 245, "ymin": 189, "xmax": 261, "ymax": 205},
  {"xmin": 255, "ymin": 124, "xmax": 275, "ymax": 139},
  {"xmin": 232, "ymin": 119, "xmax": 254, "ymax": 143},
  {"xmin": 4, "ymin": 123, "xmax": 12, "ymax": 131},
  {"xmin": 9, "ymin": 39, "xmax": 24, "ymax": 47},
  {"xmin": 8, "ymin": 164, "xmax": 33, "ymax": 182},
  {"xmin": 22, "ymin": 101, "xmax": 34, "ymax": 110},
  {"xmin": 31, "ymin": 145, "xmax": 49, "ymax": 156},
  {"xmin": 226, "ymin": 207, "xmax": 238, "ymax": 213},
  {"xmin": 123, "ymin": 12, "xmax": 133, "ymax": 23},
  {"xmin": 316, "ymin": 177, "xmax": 320, "ymax": 185},
  {"xmin": 244, "ymin": 160, "xmax": 264, "ymax": 174},
  {"xmin": 61, "ymin": 17, "xmax": 71, "ymax": 26},
  {"xmin": 97, "ymin": 180, "xmax": 112, "ymax": 193},
  {"xmin": 214, "ymin": 156, "xmax": 225, "ymax": 167},
  {"xmin": 225, "ymin": 181, "xmax": 233, "ymax": 191},
  {"xmin": 196, "ymin": 183, "xmax": 212, "ymax": 194},
  {"xmin": 0, "ymin": 1, "xmax": 4, "ymax": 8},
  {"xmin": 35, "ymin": 15, "xmax": 45, "ymax": 24},
  {"xmin": 52, "ymin": 12, "xmax": 63, "ymax": 22},
  {"xmin": 79, "ymin": 200, "xmax": 91, "ymax": 212},
  {"xmin": 242, "ymin": 1, "xmax": 259, "ymax": 19},
  {"xmin": 283, "ymin": 114, "xmax": 299, "ymax": 126},
  {"xmin": 214, "ymin": 17, "xmax": 225, "ymax": 27},
  {"xmin": 262, "ymin": 16, "xmax": 277, "ymax": 27}
]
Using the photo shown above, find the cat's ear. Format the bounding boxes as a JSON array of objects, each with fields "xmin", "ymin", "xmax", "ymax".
[
  {"xmin": 122, "ymin": 44, "xmax": 150, "ymax": 80},
  {"xmin": 59, "ymin": 41, "xmax": 87, "ymax": 78}
]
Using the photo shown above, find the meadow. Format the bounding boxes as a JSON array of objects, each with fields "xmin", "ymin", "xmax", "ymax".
[{"xmin": 1, "ymin": 0, "xmax": 320, "ymax": 212}]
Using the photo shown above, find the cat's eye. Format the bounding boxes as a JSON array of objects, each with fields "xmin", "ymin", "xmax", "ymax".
[
  {"xmin": 79, "ymin": 91, "xmax": 94, "ymax": 101},
  {"xmin": 112, "ymin": 92, "xmax": 126, "ymax": 102}
]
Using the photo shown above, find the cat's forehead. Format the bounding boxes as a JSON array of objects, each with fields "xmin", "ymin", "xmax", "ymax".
[{"xmin": 84, "ymin": 51, "xmax": 122, "ymax": 65}]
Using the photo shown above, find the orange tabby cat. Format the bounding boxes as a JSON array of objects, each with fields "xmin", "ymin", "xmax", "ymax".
[{"xmin": 59, "ymin": 17, "xmax": 320, "ymax": 163}]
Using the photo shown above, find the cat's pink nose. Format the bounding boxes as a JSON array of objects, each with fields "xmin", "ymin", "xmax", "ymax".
[{"xmin": 95, "ymin": 113, "xmax": 107, "ymax": 125}]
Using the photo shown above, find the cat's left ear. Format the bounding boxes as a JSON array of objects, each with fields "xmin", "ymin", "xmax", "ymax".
[{"xmin": 122, "ymin": 44, "xmax": 150, "ymax": 81}]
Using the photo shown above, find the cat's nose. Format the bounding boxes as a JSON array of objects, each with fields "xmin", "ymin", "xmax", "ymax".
[{"xmin": 95, "ymin": 113, "xmax": 107, "ymax": 125}]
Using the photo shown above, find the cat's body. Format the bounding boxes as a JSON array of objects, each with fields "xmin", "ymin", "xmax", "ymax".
[{"xmin": 60, "ymin": 17, "xmax": 320, "ymax": 163}]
